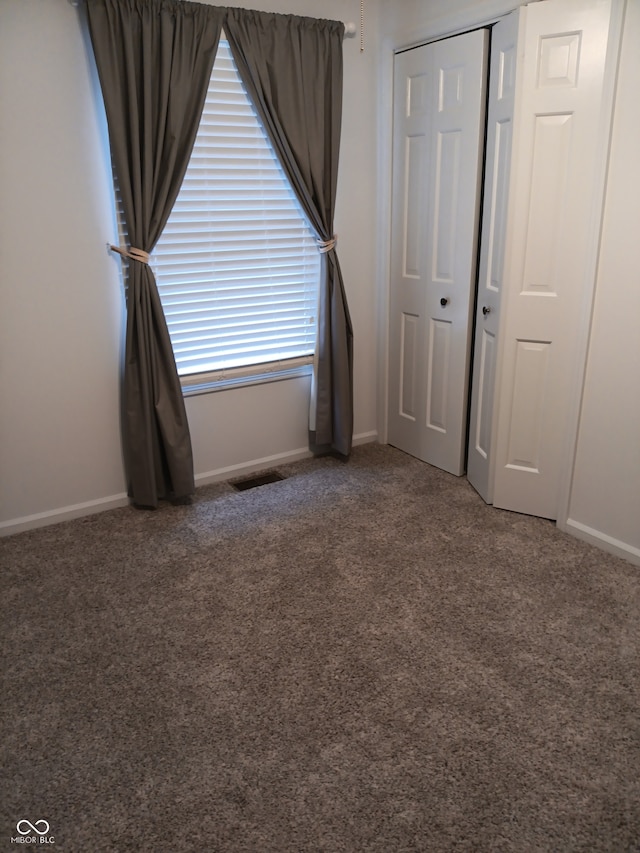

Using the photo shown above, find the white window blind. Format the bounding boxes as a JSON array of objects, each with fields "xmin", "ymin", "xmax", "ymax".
[{"xmin": 151, "ymin": 39, "xmax": 321, "ymax": 384}]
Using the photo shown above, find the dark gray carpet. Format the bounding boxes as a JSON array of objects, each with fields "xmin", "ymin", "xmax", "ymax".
[{"xmin": 1, "ymin": 444, "xmax": 639, "ymax": 852}]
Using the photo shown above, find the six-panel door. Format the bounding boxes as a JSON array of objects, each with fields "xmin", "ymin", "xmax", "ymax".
[{"xmin": 387, "ymin": 30, "xmax": 488, "ymax": 476}]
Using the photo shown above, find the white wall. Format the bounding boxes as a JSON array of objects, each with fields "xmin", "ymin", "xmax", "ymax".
[
  {"xmin": 0, "ymin": 0, "xmax": 126, "ymax": 530},
  {"xmin": 378, "ymin": 0, "xmax": 524, "ymax": 45},
  {"xmin": 564, "ymin": 0, "xmax": 640, "ymax": 564},
  {"xmin": 0, "ymin": 0, "xmax": 379, "ymax": 533}
]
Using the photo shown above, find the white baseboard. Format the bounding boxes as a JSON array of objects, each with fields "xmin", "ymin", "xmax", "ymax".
[
  {"xmin": 1, "ymin": 432, "xmax": 379, "ymax": 537},
  {"xmin": 194, "ymin": 447, "xmax": 313, "ymax": 487},
  {"xmin": 0, "ymin": 493, "xmax": 130, "ymax": 538},
  {"xmin": 353, "ymin": 430, "xmax": 378, "ymax": 446},
  {"xmin": 195, "ymin": 431, "xmax": 378, "ymax": 487},
  {"xmin": 563, "ymin": 518, "xmax": 640, "ymax": 567}
]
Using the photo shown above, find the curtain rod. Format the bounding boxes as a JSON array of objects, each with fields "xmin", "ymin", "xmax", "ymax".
[{"xmin": 66, "ymin": 0, "xmax": 358, "ymax": 37}]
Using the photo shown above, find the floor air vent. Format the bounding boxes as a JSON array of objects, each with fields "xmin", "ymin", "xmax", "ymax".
[{"xmin": 231, "ymin": 471, "xmax": 286, "ymax": 491}]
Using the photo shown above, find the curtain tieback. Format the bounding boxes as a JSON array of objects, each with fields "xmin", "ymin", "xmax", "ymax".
[
  {"xmin": 109, "ymin": 244, "xmax": 150, "ymax": 264},
  {"xmin": 316, "ymin": 234, "xmax": 337, "ymax": 254}
]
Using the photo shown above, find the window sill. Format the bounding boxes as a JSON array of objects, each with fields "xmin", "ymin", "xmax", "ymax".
[{"xmin": 180, "ymin": 358, "xmax": 313, "ymax": 397}]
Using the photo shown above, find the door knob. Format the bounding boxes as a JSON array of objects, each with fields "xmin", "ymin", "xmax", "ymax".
[
  {"xmin": 482, "ymin": 305, "xmax": 491, "ymax": 316},
  {"xmin": 440, "ymin": 297, "xmax": 449, "ymax": 307}
]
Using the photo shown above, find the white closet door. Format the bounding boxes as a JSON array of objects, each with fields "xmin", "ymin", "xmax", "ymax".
[
  {"xmin": 387, "ymin": 30, "xmax": 488, "ymax": 476},
  {"xmin": 467, "ymin": 11, "xmax": 520, "ymax": 503},
  {"xmin": 492, "ymin": 0, "xmax": 615, "ymax": 518}
]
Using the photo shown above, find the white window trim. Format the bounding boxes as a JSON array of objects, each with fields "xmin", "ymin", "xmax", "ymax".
[{"xmin": 180, "ymin": 355, "xmax": 313, "ymax": 396}]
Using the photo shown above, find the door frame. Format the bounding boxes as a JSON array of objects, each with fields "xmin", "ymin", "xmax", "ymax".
[{"xmin": 377, "ymin": 0, "xmax": 626, "ymax": 530}]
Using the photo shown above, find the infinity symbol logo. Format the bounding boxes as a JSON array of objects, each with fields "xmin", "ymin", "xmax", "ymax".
[{"xmin": 16, "ymin": 820, "xmax": 50, "ymax": 836}]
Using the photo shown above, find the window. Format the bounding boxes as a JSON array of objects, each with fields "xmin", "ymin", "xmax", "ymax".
[{"xmin": 151, "ymin": 39, "xmax": 321, "ymax": 393}]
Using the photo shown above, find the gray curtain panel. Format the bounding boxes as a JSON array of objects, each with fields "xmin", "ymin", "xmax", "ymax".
[
  {"xmin": 224, "ymin": 9, "xmax": 354, "ymax": 457},
  {"xmin": 85, "ymin": 0, "xmax": 224, "ymax": 506}
]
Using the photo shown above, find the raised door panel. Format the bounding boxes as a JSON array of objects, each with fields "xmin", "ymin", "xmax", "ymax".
[
  {"xmin": 473, "ymin": 327, "xmax": 497, "ymax": 462},
  {"xmin": 426, "ymin": 318, "xmax": 452, "ymax": 433},
  {"xmin": 400, "ymin": 313, "xmax": 419, "ymax": 421},
  {"xmin": 506, "ymin": 340, "xmax": 551, "ymax": 471},
  {"xmin": 403, "ymin": 134, "xmax": 427, "ymax": 279}
]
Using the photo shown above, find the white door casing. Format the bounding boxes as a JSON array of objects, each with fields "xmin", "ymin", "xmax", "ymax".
[
  {"xmin": 492, "ymin": 0, "xmax": 616, "ymax": 518},
  {"xmin": 387, "ymin": 30, "xmax": 488, "ymax": 476},
  {"xmin": 467, "ymin": 10, "xmax": 520, "ymax": 503}
]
